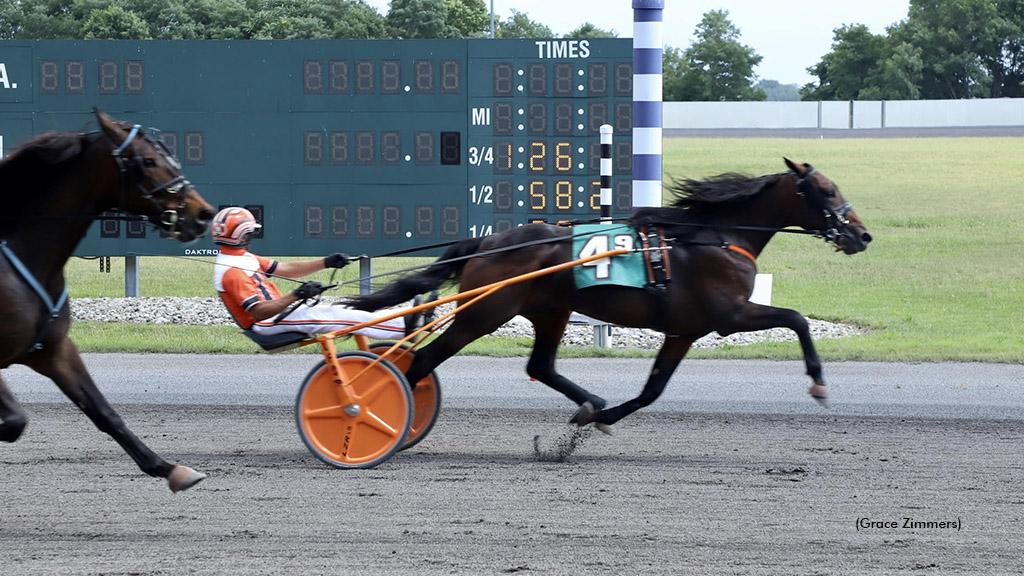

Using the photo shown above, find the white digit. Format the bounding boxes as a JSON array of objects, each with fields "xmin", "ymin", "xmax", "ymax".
[{"xmin": 578, "ymin": 235, "xmax": 611, "ymax": 280}]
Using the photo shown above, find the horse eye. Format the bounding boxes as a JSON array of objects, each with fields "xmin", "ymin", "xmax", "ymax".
[{"xmin": 143, "ymin": 157, "xmax": 157, "ymax": 168}]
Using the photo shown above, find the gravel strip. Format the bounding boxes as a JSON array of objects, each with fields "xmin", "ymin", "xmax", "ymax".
[{"xmin": 71, "ymin": 296, "xmax": 867, "ymax": 349}]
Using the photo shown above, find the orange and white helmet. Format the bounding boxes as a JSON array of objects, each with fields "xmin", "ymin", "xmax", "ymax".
[{"xmin": 212, "ymin": 207, "xmax": 261, "ymax": 247}]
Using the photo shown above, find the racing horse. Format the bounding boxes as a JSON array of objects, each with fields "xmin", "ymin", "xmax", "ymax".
[
  {"xmin": 0, "ymin": 109, "xmax": 215, "ymax": 492},
  {"xmin": 348, "ymin": 158, "xmax": 872, "ymax": 429}
]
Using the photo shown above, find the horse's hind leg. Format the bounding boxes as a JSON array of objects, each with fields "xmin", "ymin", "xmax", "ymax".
[
  {"xmin": 0, "ymin": 376, "xmax": 28, "ymax": 442},
  {"xmin": 26, "ymin": 338, "xmax": 205, "ymax": 492},
  {"xmin": 574, "ymin": 336, "xmax": 694, "ymax": 428},
  {"xmin": 525, "ymin": 311, "xmax": 607, "ymax": 409}
]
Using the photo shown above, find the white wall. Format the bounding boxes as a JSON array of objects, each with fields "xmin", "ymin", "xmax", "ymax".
[{"xmin": 663, "ymin": 98, "xmax": 1024, "ymax": 129}]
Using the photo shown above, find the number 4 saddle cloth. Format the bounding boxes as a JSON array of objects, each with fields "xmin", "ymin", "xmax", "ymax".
[{"xmin": 571, "ymin": 224, "xmax": 671, "ymax": 290}]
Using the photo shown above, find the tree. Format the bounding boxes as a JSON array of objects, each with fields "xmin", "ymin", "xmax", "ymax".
[
  {"xmin": 495, "ymin": 9, "xmax": 552, "ymax": 39},
  {"xmin": 4, "ymin": 0, "xmax": 81, "ymax": 39},
  {"xmin": 755, "ymin": 80, "xmax": 800, "ymax": 101},
  {"xmin": 445, "ymin": 0, "xmax": 488, "ymax": 38},
  {"xmin": 987, "ymin": 0, "xmax": 1024, "ymax": 97},
  {"xmin": 859, "ymin": 41, "xmax": 924, "ymax": 100},
  {"xmin": 662, "ymin": 45, "xmax": 687, "ymax": 101},
  {"xmin": 564, "ymin": 22, "xmax": 617, "ymax": 39},
  {"xmin": 801, "ymin": 24, "xmax": 887, "ymax": 100},
  {"xmin": 81, "ymin": 5, "xmax": 151, "ymax": 39},
  {"xmin": 888, "ymin": 0, "xmax": 1006, "ymax": 99},
  {"xmin": 386, "ymin": 0, "xmax": 454, "ymax": 39},
  {"xmin": 670, "ymin": 10, "xmax": 765, "ymax": 101}
]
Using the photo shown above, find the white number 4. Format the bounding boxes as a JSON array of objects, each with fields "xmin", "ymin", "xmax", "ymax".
[{"xmin": 578, "ymin": 234, "xmax": 633, "ymax": 280}]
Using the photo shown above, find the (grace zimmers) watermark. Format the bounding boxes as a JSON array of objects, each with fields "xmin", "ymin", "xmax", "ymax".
[{"xmin": 856, "ymin": 517, "xmax": 962, "ymax": 531}]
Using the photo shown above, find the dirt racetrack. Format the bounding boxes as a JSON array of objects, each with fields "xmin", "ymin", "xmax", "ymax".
[{"xmin": 2, "ymin": 401, "xmax": 1021, "ymax": 575}]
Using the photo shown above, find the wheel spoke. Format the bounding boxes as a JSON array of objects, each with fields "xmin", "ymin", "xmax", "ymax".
[
  {"xmin": 360, "ymin": 410, "xmax": 401, "ymax": 436},
  {"xmin": 303, "ymin": 404, "xmax": 347, "ymax": 419},
  {"xmin": 352, "ymin": 375, "xmax": 390, "ymax": 405}
]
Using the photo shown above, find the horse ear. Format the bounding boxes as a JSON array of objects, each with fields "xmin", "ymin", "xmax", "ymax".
[
  {"xmin": 783, "ymin": 157, "xmax": 801, "ymax": 174},
  {"xmin": 94, "ymin": 107, "xmax": 126, "ymax": 143}
]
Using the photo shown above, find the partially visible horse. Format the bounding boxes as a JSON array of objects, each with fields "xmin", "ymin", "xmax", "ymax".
[
  {"xmin": 348, "ymin": 158, "xmax": 872, "ymax": 429},
  {"xmin": 0, "ymin": 109, "xmax": 214, "ymax": 492}
]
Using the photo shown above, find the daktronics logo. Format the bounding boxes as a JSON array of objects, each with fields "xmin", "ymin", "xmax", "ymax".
[{"xmin": 184, "ymin": 249, "xmax": 218, "ymax": 256}]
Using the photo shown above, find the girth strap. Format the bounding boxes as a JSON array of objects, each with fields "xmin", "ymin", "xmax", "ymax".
[{"xmin": 1, "ymin": 240, "xmax": 69, "ymax": 358}]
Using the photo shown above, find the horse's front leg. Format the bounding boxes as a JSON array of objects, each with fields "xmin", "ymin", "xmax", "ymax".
[
  {"xmin": 526, "ymin": 311, "xmax": 607, "ymax": 410},
  {"xmin": 26, "ymin": 337, "xmax": 205, "ymax": 492},
  {"xmin": 719, "ymin": 303, "xmax": 828, "ymax": 405},
  {"xmin": 0, "ymin": 375, "xmax": 28, "ymax": 442},
  {"xmin": 572, "ymin": 335, "xmax": 694, "ymax": 429}
]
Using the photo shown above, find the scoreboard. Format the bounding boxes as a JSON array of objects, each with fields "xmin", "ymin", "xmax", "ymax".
[{"xmin": 0, "ymin": 39, "xmax": 633, "ymax": 256}]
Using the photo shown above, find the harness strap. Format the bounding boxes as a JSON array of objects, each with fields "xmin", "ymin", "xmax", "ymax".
[
  {"xmin": 726, "ymin": 243, "xmax": 757, "ymax": 265},
  {"xmin": 1, "ymin": 240, "xmax": 69, "ymax": 357},
  {"xmin": 639, "ymin": 226, "xmax": 671, "ymax": 289}
]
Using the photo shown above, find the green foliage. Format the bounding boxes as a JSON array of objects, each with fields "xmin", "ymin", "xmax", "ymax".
[
  {"xmin": 755, "ymin": 79, "xmax": 800, "ymax": 101},
  {"xmin": 444, "ymin": 0, "xmax": 488, "ymax": 38},
  {"xmin": 668, "ymin": 10, "xmax": 766, "ymax": 102},
  {"xmin": 386, "ymin": 0, "xmax": 454, "ymax": 39},
  {"xmin": 564, "ymin": 22, "xmax": 617, "ymax": 39},
  {"xmin": 804, "ymin": 0, "xmax": 1024, "ymax": 100},
  {"xmin": 895, "ymin": 0, "xmax": 1003, "ymax": 98},
  {"xmin": 801, "ymin": 24, "xmax": 887, "ymax": 100},
  {"xmin": 81, "ymin": 5, "xmax": 150, "ymax": 39},
  {"xmin": 494, "ymin": 9, "xmax": 552, "ymax": 39}
]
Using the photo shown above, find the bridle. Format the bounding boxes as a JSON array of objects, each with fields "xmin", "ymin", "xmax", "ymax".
[
  {"xmin": 107, "ymin": 124, "xmax": 191, "ymax": 237},
  {"xmin": 791, "ymin": 163, "xmax": 855, "ymax": 245}
]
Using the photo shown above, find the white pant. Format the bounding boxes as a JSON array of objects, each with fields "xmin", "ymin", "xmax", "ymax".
[{"xmin": 251, "ymin": 303, "xmax": 406, "ymax": 340}]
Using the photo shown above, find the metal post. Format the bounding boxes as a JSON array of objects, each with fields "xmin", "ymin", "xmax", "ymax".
[
  {"xmin": 490, "ymin": 0, "xmax": 495, "ymax": 38},
  {"xmin": 632, "ymin": 0, "xmax": 664, "ymax": 209},
  {"xmin": 595, "ymin": 123, "xmax": 616, "ymax": 348},
  {"xmin": 125, "ymin": 255, "xmax": 139, "ymax": 297},
  {"xmin": 600, "ymin": 124, "xmax": 614, "ymax": 223},
  {"xmin": 359, "ymin": 257, "xmax": 373, "ymax": 295}
]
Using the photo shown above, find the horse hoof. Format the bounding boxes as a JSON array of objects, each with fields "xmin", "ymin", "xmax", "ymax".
[
  {"xmin": 167, "ymin": 465, "xmax": 207, "ymax": 493},
  {"xmin": 569, "ymin": 401, "xmax": 597, "ymax": 426},
  {"xmin": 808, "ymin": 383, "xmax": 830, "ymax": 408},
  {"xmin": 0, "ymin": 417, "xmax": 27, "ymax": 443},
  {"xmin": 594, "ymin": 423, "xmax": 614, "ymax": 436}
]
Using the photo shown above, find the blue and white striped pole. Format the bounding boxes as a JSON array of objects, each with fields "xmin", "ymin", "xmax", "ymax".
[
  {"xmin": 600, "ymin": 124, "xmax": 613, "ymax": 223},
  {"xmin": 632, "ymin": 0, "xmax": 664, "ymax": 209}
]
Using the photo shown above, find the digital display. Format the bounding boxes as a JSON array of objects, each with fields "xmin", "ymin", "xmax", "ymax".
[
  {"xmin": 330, "ymin": 60, "xmax": 348, "ymax": 93},
  {"xmin": 302, "ymin": 203, "xmax": 463, "ymax": 241},
  {"xmin": 415, "ymin": 60, "xmax": 433, "ymax": 93},
  {"xmin": 4, "ymin": 38, "xmax": 631, "ymax": 255}
]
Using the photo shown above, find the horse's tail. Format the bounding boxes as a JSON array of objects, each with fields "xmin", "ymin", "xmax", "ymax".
[{"xmin": 345, "ymin": 237, "xmax": 485, "ymax": 311}]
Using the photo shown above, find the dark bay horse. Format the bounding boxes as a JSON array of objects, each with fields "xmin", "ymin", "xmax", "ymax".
[
  {"xmin": 349, "ymin": 158, "xmax": 871, "ymax": 430},
  {"xmin": 0, "ymin": 109, "xmax": 214, "ymax": 492}
]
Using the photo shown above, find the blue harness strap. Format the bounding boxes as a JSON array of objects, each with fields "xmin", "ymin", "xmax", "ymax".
[{"xmin": 1, "ymin": 240, "xmax": 70, "ymax": 357}]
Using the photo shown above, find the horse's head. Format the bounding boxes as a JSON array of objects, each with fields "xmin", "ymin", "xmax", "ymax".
[
  {"xmin": 783, "ymin": 158, "xmax": 872, "ymax": 255},
  {"xmin": 95, "ymin": 109, "xmax": 214, "ymax": 242}
]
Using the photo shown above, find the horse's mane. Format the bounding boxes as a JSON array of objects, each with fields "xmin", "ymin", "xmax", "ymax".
[
  {"xmin": 0, "ymin": 131, "xmax": 94, "ymax": 199},
  {"xmin": 629, "ymin": 171, "xmax": 784, "ymax": 236}
]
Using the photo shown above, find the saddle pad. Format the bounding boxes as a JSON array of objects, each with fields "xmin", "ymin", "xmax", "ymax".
[{"xmin": 572, "ymin": 225, "xmax": 647, "ymax": 289}]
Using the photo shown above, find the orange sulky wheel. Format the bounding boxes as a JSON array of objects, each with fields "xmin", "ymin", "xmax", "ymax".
[
  {"xmin": 368, "ymin": 342, "xmax": 441, "ymax": 451},
  {"xmin": 295, "ymin": 351, "xmax": 412, "ymax": 469}
]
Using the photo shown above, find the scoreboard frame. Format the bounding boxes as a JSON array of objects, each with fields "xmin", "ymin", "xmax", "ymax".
[{"xmin": 0, "ymin": 39, "xmax": 634, "ymax": 256}]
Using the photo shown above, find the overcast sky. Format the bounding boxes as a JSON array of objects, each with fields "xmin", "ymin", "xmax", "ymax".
[{"xmin": 363, "ymin": 1, "xmax": 911, "ymax": 85}]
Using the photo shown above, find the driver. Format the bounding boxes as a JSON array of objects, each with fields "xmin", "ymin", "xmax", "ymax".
[{"xmin": 212, "ymin": 206, "xmax": 426, "ymax": 339}]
